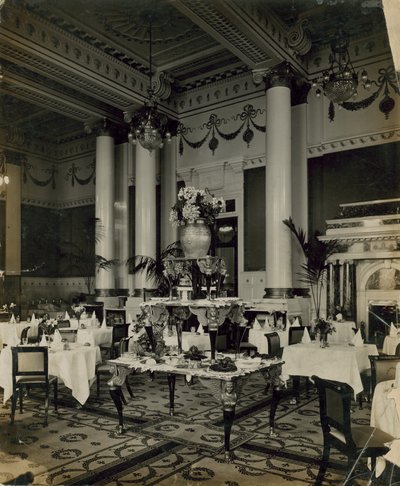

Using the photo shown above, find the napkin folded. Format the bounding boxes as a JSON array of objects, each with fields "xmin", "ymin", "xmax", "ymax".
[
  {"xmin": 291, "ymin": 317, "xmax": 301, "ymax": 327},
  {"xmin": 301, "ymin": 326, "xmax": 312, "ymax": 343},
  {"xmin": 31, "ymin": 313, "xmax": 36, "ymax": 325},
  {"xmin": 252, "ymin": 318, "xmax": 262, "ymax": 330},
  {"xmin": 127, "ymin": 313, "xmax": 133, "ymax": 324},
  {"xmin": 390, "ymin": 322, "xmax": 398, "ymax": 337},
  {"xmin": 65, "ymin": 311, "xmax": 70, "ymax": 320},
  {"xmin": 263, "ymin": 317, "xmax": 272, "ymax": 332},
  {"xmin": 101, "ymin": 318, "xmax": 107, "ymax": 329},
  {"xmin": 52, "ymin": 329, "xmax": 63, "ymax": 345},
  {"xmin": 352, "ymin": 330, "xmax": 364, "ymax": 347},
  {"xmin": 336, "ymin": 313, "xmax": 343, "ymax": 322},
  {"xmin": 197, "ymin": 322, "xmax": 205, "ymax": 335},
  {"xmin": 39, "ymin": 333, "xmax": 48, "ymax": 346},
  {"xmin": 9, "ymin": 313, "xmax": 16, "ymax": 324}
]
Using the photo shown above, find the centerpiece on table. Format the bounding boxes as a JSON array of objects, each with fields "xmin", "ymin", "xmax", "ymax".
[
  {"xmin": 72, "ymin": 304, "xmax": 85, "ymax": 328},
  {"xmin": 169, "ymin": 187, "xmax": 225, "ymax": 258},
  {"xmin": 315, "ymin": 318, "xmax": 336, "ymax": 348}
]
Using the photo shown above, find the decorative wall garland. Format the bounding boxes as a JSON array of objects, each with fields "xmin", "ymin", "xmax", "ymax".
[
  {"xmin": 65, "ymin": 161, "xmax": 95, "ymax": 186},
  {"xmin": 178, "ymin": 104, "xmax": 266, "ymax": 156},
  {"xmin": 22, "ymin": 160, "xmax": 57, "ymax": 189},
  {"xmin": 330, "ymin": 66, "xmax": 400, "ymax": 122}
]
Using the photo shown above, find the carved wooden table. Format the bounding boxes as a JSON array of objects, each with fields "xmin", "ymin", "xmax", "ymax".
[{"xmin": 107, "ymin": 355, "xmax": 284, "ymax": 461}]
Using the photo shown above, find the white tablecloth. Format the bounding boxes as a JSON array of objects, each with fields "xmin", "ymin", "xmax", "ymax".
[
  {"xmin": 383, "ymin": 336, "xmax": 400, "ymax": 355},
  {"xmin": 0, "ymin": 343, "xmax": 101, "ymax": 405},
  {"xmin": 0, "ymin": 322, "xmax": 39, "ymax": 346},
  {"xmin": 76, "ymin": 327, "xmax": 112, "ymax": 346},
  {"xmin": 328, "ymin": 321, "xmax": 356, "ymax": 344},
  {"xmin": 281, "ymin": 342, "xmax": 378, "ymax": 396},
  {"xmin": 248, "ymin": 329, "xmax": 288, "ymax": 354},
  {"xmin": 371, "ymin": 380, "xmax": 400, "ymax": 438}
]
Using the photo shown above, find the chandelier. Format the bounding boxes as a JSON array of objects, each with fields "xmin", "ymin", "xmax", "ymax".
[
  {"xmin": 313, "ymin": 28, "xmax": 370, "ymax": 105},
  {"xmin": 0, "ymin": 151, "xmax": 10, "ymax": 187},
  {"xmin": 128, "ymin": 18, "xmax": 171, "ymax": 152}
]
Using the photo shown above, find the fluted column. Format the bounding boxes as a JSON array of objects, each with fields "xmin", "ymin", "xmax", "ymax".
[
  {"xmin": 134, "ymin": 144, "xmax": 157, "ymax": 294},
  {"xmin": 114, "ymin": 141, "xmax": 131, "ymax": 295},
  {"xmin": 161, "ymin": 139, "xmax": 178, "ymax": 250},
  {"xmin": 5, "ymin": 162, "xmax": 21, "ymax": 278},
  {"xmin": 95, "ymin": 127, "xmax": 115, "ymax": 295},
  {"xmin": 264, "ymin": 64, "xmax": 293, "ymax": 298}
]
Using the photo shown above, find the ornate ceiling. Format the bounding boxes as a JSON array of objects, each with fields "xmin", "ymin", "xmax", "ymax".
[{"xmin": 0, "ymin": 0, "xmax": 390, "ymax": 146}]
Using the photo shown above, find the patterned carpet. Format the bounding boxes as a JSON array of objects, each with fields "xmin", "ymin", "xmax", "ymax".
[{"xmin": 0, "ymin": 371, "xmax": 384, "ymax": 485}]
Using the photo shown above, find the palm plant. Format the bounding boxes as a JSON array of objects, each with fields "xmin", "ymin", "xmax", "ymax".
[
  {"xmin": 127, "ymin": 241, "xmax": 184, "ymax": 296},
  {"xmin": 58, "ymin": 217, "xmax": 118, "ymax": 295},
  {"xmin": 283, "ymin": 217, "xmax": 339, "ymax": 319}
]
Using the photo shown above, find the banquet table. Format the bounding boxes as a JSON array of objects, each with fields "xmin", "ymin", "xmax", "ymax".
[
  {"xmin": 281, "ymin": 342, "xmax": 378, "ymax": 396},
  {"xmin": 248, "ymin": 328, "xmax": 288, "ymax": 354},
  {"xmin": 106, "ymin": 353, "xmax": 284, "ymax": 460},
  {"xmin": 0, "ymin": 343, "xmax": 101, "ymax": 405},
  {"xmin": 383, "ymin": 335, "xmax": 400, "ymax": 355},
  {"xmin": 328, "ymin": 321, "xmax": 357, "ymax": 344},
  {"xmin": 0, "ymin": 321, "xmax": 39, "ymax": 346}
]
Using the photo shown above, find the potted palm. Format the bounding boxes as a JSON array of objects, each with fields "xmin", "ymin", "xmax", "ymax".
[{"xmin": 283, "ymin": 217, "xmax": 339, "ymax": 321}]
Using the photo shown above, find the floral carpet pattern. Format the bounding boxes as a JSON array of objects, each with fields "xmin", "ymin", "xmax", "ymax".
[{"xmin": 0, "ymin": 371, "xmax": 378, "ymax": 485}]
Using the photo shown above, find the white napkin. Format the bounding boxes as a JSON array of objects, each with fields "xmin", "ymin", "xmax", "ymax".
[
  {"xmin": 52, "ymin": 329, "xmax": 63, "ymax": 344},
  {"xmin": 253, "ymin": 318, "xmax": 262, "ymax": 330},
  {"xmin": 301, "ymin": 327, "xmax": 312, "ymax": 343},
  {"xmin": 352, "ymin": 330, "xmax": 364, "ymax": 347},
  {"xmin": 127, "ymin": 313, "xmax": 133, "ymax": 324},
  {"xmin": 263, "ymin": 317, "xmax": 272, "ymax": 332},
  {"xmin": 390, "ymin": 322, "xmax": 398, "ymax": 337},
  {"xmin": 197, "ymin": 322, "xmax": 205, "ymax": 335},
  {"xmin": 292, "ymin": 317, "xmax": 300, "ymax": 327},
  {"xmin": 39, "ymin": 333, "xmax": 48, "ymax": 346},
  {"xmin": 101, "ymin": 318, "xmax": 107, "ymax": 329},
  {"xmin": 65, "ymin": 311, "xmax": 70, "ymax": 320},
  {"xmin": 90, "ymin": 311, "xmax": 96, "ymax": 327},
  {"xmin": 336, "ymin": 313, "xmax": 343, "ymax": 322},
  {"xmin": 9, "ymin": 313, "xmax": 16, "ymax": 324},
  {"xmin": 31, "ymin": 313, "xmax": 36, "ymax": 325}
]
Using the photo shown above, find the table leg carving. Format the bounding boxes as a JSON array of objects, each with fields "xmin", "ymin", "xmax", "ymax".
[
  {"xmin": 261, "ymin": 363, "xmax": 284, "ymax": 437},
  {"xmin": 167, "ymin": 373, "xmax": 176, "ymax": 416},
  {"xmin": 107, "ymin": 364, "xmax": 131, "ymax": 434}
]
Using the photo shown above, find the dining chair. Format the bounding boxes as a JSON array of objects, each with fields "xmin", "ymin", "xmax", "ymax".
[
  {"xmin": 369, "ymin": 354, "xmax": 400, "ymax": 397},
  {"xmin": 58, "ymin": 328, "xmax": 78, "ymax": 343},
  {"xmin": 265, "ymin": 332, "xmax": 281, "ymax": 358},
  {"xmin": 100, "ymin": 323, "xmax": 129, "ymax": 359},
  {"xmin": 96, "ymin": 336, "xmax": 133, "ymax": 398},
  {"xmin": 11, "ymin": 346, "xmax": 58, "ymax": 426},
  {"xmin": 20, "ymin": 326, "xmax": 30, "ymax": 344},
  {"xmin": 312, "ymin": 375, "xmax": 394, "ymax": 485},
  {"xmin": 288, "ymin": 326, "xmax": 312, "ymax": 399}
]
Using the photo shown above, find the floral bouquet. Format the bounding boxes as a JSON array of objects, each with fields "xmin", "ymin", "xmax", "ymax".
[
  {"xmin": 38, "ymin": 316, "xmax": 57, "ymax": 336},
  {"xmin": 169, "ymin": 187, "xmax": 225, "ymax": 227},
  {"xmin": 315, "ymin": 318, "xmax": 335, "ymax": 347},
  {"xmin": 72, "ymin": 304, "xmax": 85, "ymax": 327}
]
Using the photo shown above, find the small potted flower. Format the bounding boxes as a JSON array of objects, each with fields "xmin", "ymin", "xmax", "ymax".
[{"xmin": 315, "ymin": 318, "xmax": 336, "ymax": 347}]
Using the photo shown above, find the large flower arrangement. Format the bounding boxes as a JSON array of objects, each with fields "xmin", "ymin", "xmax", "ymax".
[{"xmin": 169, "ymin": 187, "xmax": 225, "ymax": 227}]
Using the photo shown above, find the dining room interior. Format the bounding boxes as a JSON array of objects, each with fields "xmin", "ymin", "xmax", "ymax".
[{"xmin": 0, "ymin": 0, "xmax": 400, "ymax": 485}]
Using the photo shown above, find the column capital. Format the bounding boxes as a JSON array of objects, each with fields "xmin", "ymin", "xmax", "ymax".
[{"xmin": 265, "ymin": 62, "xmax": 294, "ymax": 89}]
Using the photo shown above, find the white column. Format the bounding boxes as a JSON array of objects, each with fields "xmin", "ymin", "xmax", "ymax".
[
  {"xmin": 134, "ymin": 143, "xmax": 157, "ymax": 292},
  {"xmin": 161, "ymin": 139, "xmax": 178, "ymax": 250},
  {"xmin": 114, "ymin": 142, "xmax": 131, "ymax": 294},
  {"xmin": 95, "ymin": 132, "xmax": 115, "ymax": 294},
  {"xmin": 264, "ymin": 68, "xmax": 293, "ymax": 298}
]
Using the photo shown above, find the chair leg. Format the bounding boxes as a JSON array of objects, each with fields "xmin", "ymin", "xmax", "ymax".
[
  {"xmin": 19, "ymin": 387, "xmax": 24, "ymax": 414},
  {"xmin": 315, "ymin": 443, "xmax": 331, "ymax": 486},
  {"xmin": 53, "ymin": 381, "xmax": 58, "ymax": 412},
  {"xmin": 97, "ymin": 373, "xmax": 101, "ymax": 397},
  {"xmin": 10, "ymin": 394, "xmax": 18, "ymax": 425},
  {"xmin": 44, "ymin": 389, "xmax": 49, "ymax": 426},
  {"xmin": 125, "ymin": 378, "xmax": 133, "ymax": 398}
]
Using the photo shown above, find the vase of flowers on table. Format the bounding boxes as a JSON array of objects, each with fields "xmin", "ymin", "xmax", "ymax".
[
  {"xmin": 72, "ymin": 304, "xmax": 85, "ymax": 328},
  {"xmin": 315, "ymin": 318, "xmax": 335, "ymax": 348},
  {"xmin": 169, "ymin": 187, "xmax": 225, "ymax": 258}
]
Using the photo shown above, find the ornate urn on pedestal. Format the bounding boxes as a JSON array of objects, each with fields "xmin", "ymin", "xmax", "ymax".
[{"xmin": 179, "ymin": 219, "xmax": 211, "ymax": 258}]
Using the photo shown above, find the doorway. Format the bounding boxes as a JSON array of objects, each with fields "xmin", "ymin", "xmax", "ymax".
[{"xmin": 212, "ymin": 217, "xmax": 238, "ymax": 296}]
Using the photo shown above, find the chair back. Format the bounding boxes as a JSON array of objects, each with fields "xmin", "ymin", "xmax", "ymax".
[
  {"xmin": 58, "ymin": 329, "xmax": 78, "ymax": 343},
  {"xmin": 369, "ymin": 355, "xmax": 400, "ymax": 395},
  {"xmin": 112, "ymin": 324, "xmax": 129, "ymax": 343},
  {"xmin": 118, "ymin": 336, "xmax": 133, "ymax": 357},
  {"xmin": 12, "ymin": 346, "xmax": 49, "ymax": 387},
  {"xmin": 265, "ymin": 332, "xmax": 281, "ymax": 358},
  {"xmin": 312, "ymin": 375, "xmax": 354, "ymax": 448},
  {"xmin": 20, "ymin": 326, "xmax": 31, "ymax": 342},
  {"xmin": 288, "ymin": 326, "xmax": 310, "ymax": 345},
  {"xmin": 57, "ymin": 320, "xmax": 71, "ymax": 328}
]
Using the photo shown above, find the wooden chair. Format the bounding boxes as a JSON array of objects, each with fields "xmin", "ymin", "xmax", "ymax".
[
  {"xmin": 58, "ymin": 328, "xmax": 78, "ymax": 343},
  {"xmin": 100, "ymin": 323, "xmax": 129, "ymax": 359},
  {"xmin": 265, "ymin": 332, "xmax": 282, "ymax": 358},
  {"xmin": 11, "ymin": 346, "xmax": 58, "ymax": 426},
  {"xmin": 20, "ymin": 326, "xmax": 30, "ymax": 344},
  {"xmin": 312, "ymin": 375, "xmax": 394, "ymax": 485},
  {"xmin": 369, "ymin": 354, "xmax": 400, "ymax": 397},
  {"xmin": 96, "ymin": 336, "xmax": 133, "ymax": 398}
]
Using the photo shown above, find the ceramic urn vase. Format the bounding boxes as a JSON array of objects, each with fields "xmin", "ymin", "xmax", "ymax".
[{"xmin": 179, "ymin": 219, "xmax": 211, "ymax": 258}]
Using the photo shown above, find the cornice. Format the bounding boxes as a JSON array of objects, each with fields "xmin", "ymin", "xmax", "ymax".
[
  {"xmin": 243, "ymin": 155, "xmax": 266, "ymax": 170},
  {"xmin": 21, "ymin": 196, "xmax": 95, "ymax": 209},
  {"xmin": 307, "ymin": 129, "xmax": 400, "ymax": 157}
]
